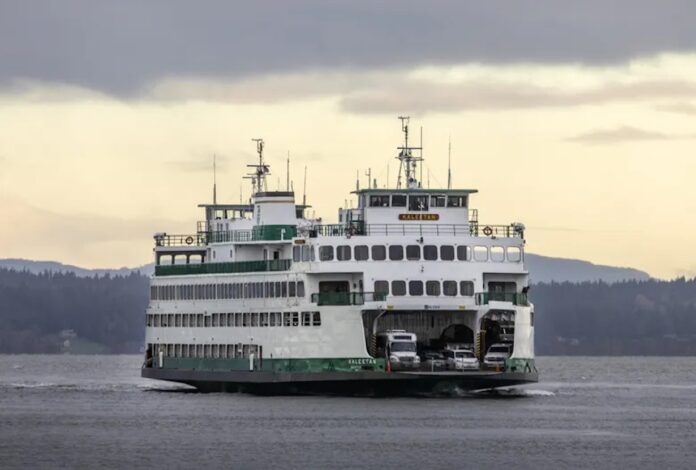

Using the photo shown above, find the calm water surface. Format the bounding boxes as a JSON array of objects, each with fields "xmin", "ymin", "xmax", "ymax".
[{"xmin": 1, "ymin": 355, "xmax": 696, "ymax": 469}]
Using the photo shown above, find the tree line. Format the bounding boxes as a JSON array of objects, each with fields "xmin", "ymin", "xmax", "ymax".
[{"xmin": 1, "ymin": 267, "xmax": 696, "ymax": 355}]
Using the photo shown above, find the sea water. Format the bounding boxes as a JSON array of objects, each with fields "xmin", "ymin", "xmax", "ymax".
[{"xmin": 1, "ymin": 355, "xmax": 696, "ymax": 469}]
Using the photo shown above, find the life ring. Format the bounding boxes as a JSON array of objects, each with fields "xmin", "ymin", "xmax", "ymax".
[
  {"xmin": 185, "ymin": 236, "xmax": 194, "ymax": 245},
  {"xmin": 483, "ymin": 226, "xmax": 493, "ymax": 236}
]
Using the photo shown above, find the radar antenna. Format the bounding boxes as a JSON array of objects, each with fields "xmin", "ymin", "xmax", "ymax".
[
  {"xmin": 396, "ymin": 116, "xmax": 423, "ymax": 189},
  {"xmin": 245, "ymin": 138, "xmax": 271, "ymax": 195}
]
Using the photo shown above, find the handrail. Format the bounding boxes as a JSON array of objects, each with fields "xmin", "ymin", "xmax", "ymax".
[
  {"xmin": 475, "ymin": 292, "xmax": 529, "ymax": 306},
  {"xmin": 155, "ymin": 259, "xmax": 292, "ymax": 276},
  {"xmin": 305, "ymin": 223, "xmax": 523, "ymax": 238},
  {"xmin": 310, "ymin": 291, "xmax": 387, "ymax": 305},
  {"xmin": 154, "ymin": 234, "xmax": 207, "ymax": 247}
]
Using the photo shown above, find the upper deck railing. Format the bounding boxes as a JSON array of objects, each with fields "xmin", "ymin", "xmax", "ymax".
[
  {"xmin": 308, "ymin": 222, "xmax": 523, "ymax": 238},
  {"xmin": 154, "ymin": 259, "xmax": 292, "ymax": 276},
  {"xmin": 154, "ymin": 234, "xmax": 207, "ymax": 248}
]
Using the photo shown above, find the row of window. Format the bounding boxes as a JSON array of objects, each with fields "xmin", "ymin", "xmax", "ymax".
[
  {"xmin": 150, "ymin": 343, "xmax": 260, "ymax": 359},
  {"xmin": 151, "ymin": 281, "xmax": 306, "ymax": 302},
  {"xmin": 367, "ymin": 194, "xmax": 467, "ymax": 210},
  {"xmin": 374, "ymin": 280, "xmax": 476, "ymax": 297},
  {"xmin": 147, "ymin": 311, "xmax": 321, "ymax": 328},
  {"xmin": 310, "ymin": 244, "xmax": 522, "ymax": 263}
]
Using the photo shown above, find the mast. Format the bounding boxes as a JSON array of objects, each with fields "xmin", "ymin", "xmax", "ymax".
[
  {"xmin": 213, "ymin": 154, "xmax": 217, "ymax": 205},
  {"xmin": 447, "ymin": 136, "xmax": 452, "ymax": 190},
  {"xmin": 395, "ymin": 116, "xmax": 423, "ymax": 189},
  {"xmin": 245, "ymin": 138, "xmax": 270, "ymax": 195}
]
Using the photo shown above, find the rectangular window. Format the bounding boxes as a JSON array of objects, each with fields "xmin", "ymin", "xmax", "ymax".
[
  {"xmin": 491, "ymin": 246, "xmax": 505, "ymax": 262},
  {"xmin": 391, "ymin": 280, "xmax": 406, "ymax": 296},
  {"xmin": 289, "ymin": 281, "xmax": 296, "ymax": 297},
  {"xmin": 460, "ymin": 281, "xmax": 475, "ymax": 296},
  {"xmin": 369, "ymin": 195, "xmax": 390, "ymax": 207},
  {"xmin": 319, "ymin": 246, "xmax": 334, "ymax": 261},
  {"xmin": 423, "ymin": 245, "xmax": 438, "ymax": 260},
  {"xmin": 389, "ymin": 245, "xmax": 404, "ymax": 261},
  {"xmin": 409, "ymin": 195, "xmax": 429, "ymax": 211},
  {"xmin": 426, "ymin": 281, "xmax": 441, "ymax": 296},
  {"xmin": 260, "ymin": 312, "xmax": 269, "ymax": 327},
  {"xmin": 242, "ymin": 312, "xmax": 249, "ymax": 327},
  {"xmin": 443, "ymin": 281, "xmax": 457, "ymax": 296},
  {"xmin": 281, "ymin": 282, "xmax": 288, "ymax": 297},
  {"xmin": 440, "ymin": 245, "xmax": 455, "ymax": 261},
  {"xmin": 302, "ymin": 312, "xmax": 312, "ymax": 326},
  {"xmin": 301, "ymin": 245, "xmax": 313, "ymax": 262},
  {"xmin": 391, "ymin": 194, "xmax": 407, "ymax": 207},
  {"xmin": 406, "ymin": 245, "xmax": 421, "ymax": 261},
  {"xmin": 371, "ymin": 245, "xmax": 386, "ymax": 261},
  {"xmin": 507, "ymin": 246, "xmax": 522, "ymax": 262},
  {"xmin": 312, "ymin": 312, "xmax": 321, "ymax": 326},
  {"xmin": 291, "ymin": 312, "xmax": 299, "ymax": 326},
  {"xmin": 212, "ymin": 314, "xmax": 218, "ymax": 327},
  {"xmin": 431, "ymin": 195, "xmax": 446, "ymax": 207},
  {"xmin": 204, "ymin": 315, "xmax": 211, "ymax": 327},
  {"xmin": 293, "ymin": 246, "xmax": 301, "ymax": 262},
  {"xmin": 474, "ymin": 246, "xmax": 488, "ymax": 262},
  {"xmin": 374, "ymin": 280, "xmax": 389, "ymax": 295},
  {"xmin": 297, "ymin": 281, "xmax": 305, "ymax": 298},
  {"xmin": 457, "ymin": 245, "xmax": 470, "ymax": 261},
  {"xmin": 409, "ymin": 280, "xmax": 423, "ymax": 296},
  {"xmin": 235, "ymin": 312, "xmax": 243, "ymax": 327},
  {"xmin": 354, "ymin": 245, "xmax": 369, "ymax": 260},
  {"xmin": 283, "ymin": 312, "xmax": 292, "ymax": 327},
  {"xmin": 337, "ymin": 245, "xmax": 351, "ymax": 261},
  {"xmin": 447, "ymin": 195, "xmax": 466, "ymax": 207}
]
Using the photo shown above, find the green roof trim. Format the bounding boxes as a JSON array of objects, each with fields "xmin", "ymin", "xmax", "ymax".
[{"xmin": 351, "ymin": 188, "xmax": 478, "ymax": 195}]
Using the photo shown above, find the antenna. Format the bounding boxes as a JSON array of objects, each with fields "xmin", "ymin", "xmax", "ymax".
[
  {"xmin": 419, "ymin": 126, "xmax": 423, "ymax": 187},
  {"xmin": 447, "ymin": 135, "xmax": 452, "ymax": 190},
  {"xmin": 356, "ymin": 170, "xmax": 360, "ymax": 191},
  {"xmin": 302, "ymin": 165, "xmax": 307, "ymax": 206},
  {"xmin": 386, "ymin": 164, "xmax": 390, "ymax": 188},
  {"xmin": 365, "ymin": 168, "xmax": 372, "ymax": 189},
  {"xmin": 286, "ymin": 151, "xmax": 290, "ymax": 192},
  {"xmin": 245, "ymin": 138, "xmax": 270, "ymax": 195},
  {"xmin": 396, "ymin": 116, "xmax": 423, "ymax": 189},
  {"xmin": 213, "ymin": 154, "xmax": 217, "ymax": 205}
]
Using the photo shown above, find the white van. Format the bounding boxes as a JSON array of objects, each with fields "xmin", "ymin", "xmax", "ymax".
[{"xmin": 375, "ymin": 330, "xmax": 420, "ymax": 370}]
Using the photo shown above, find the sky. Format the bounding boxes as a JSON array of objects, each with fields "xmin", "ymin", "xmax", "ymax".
[{"xmin": 1, "ymin": 1, "xmax": 696, "ymax": 278}]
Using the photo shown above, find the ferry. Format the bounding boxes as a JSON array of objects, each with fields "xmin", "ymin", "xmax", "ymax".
[{"xmin": 141, "ymin": 117, "xmax": 537, "ymax": 395}]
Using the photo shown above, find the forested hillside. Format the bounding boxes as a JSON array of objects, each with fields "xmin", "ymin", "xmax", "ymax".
[
  {"xmin": 0, "ymin": 269, "xmax": 148, "ymax": 353},
  {"xmin": 1, "ymin": 267, "xmax": 696, "ymax": 355}
]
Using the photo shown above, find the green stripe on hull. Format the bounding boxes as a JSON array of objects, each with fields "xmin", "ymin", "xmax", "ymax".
[
  {"xmin": 505, "ymin": 358, "xmax": 536, "ymax": 373},
  {"xmin": 159, "ymin": 357, "xmax": 387, "ymax": 373}
]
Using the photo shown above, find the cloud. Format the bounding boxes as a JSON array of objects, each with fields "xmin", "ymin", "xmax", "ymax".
[
  {"xmin": 566, "ymin": 126, "xmax": 696, "ymax": 144},
  {"xmin": 3, "ymin": 1, "xmax": 696, "ymax": 95},
  {"xmin": 655, "ymin": 102, "xmax": 696, "ymax": 115}
]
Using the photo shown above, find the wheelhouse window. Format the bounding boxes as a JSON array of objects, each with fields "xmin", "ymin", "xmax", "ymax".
[
  {"xmin": 409, "ymin": 280, "xmax": 423, "ymax": 296},
  {"xmin": 491, "ymin": 246, "xmax": 505, "ymax": 262},
  {"xmin": 372, "ymin": 245, "xmax": 386, "ymax": 261},
  {"xmin": 423, "ymin": 245, "xmax": 438, "ymax": 260},
  {"xmin": 473, "ymin": 246, "xmax": 488, "ymax": 262},
  {"xmin": 440, "ymin": 245, "xmax": 455, "ymax": 261},
  {"xmin": 369, "ymin": 195, "xmax": 390, "ymax": 207},
  {"xmin": 337, "ymin": 245, "xmax": 352, "ymax": 261},
  {"xmin": 443, "ymin": 281, "xmax": 457, "ymax": 296},
  {"xmin": 447, "ymin": 195, "xmax": 467, "ymax": 207},
  {"xmin": 507, "ymin": 246, "xmax": 522, "ymax": 262},
  {"xmin": 457, "ymin": 245, "xmax": 470, "ymax": 261},
  {"xmin": 431, "ymin": 195, "xmax": 446, "ymax": 207},
  {"xmin": 389, "ymin": 245, "xmax": 404, "ymax": 261},
  {"xmin": 319, "ymin": 246, "xmax": 334, "ymax": 261},
  {"xmin": 391, "ymin": 194, "xmax": 407, "ymax": 207},
  {"xmin": 391, "ymin": 280, "xmax": 406, "ymax": 296},
  {"xmin": 409, "ymin": 195, "xmax": 429, "ymax": 211},
  {"xmin": 406, "ymin": 245, "xmax": 421, "ymax": 260},
  {"xmin": 354, "ymin": 245, "xmax": 369, "ymax": 261},
  {"xmin": 426, "ymin": 281, "xmax": 441, "ymax": 296}
]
